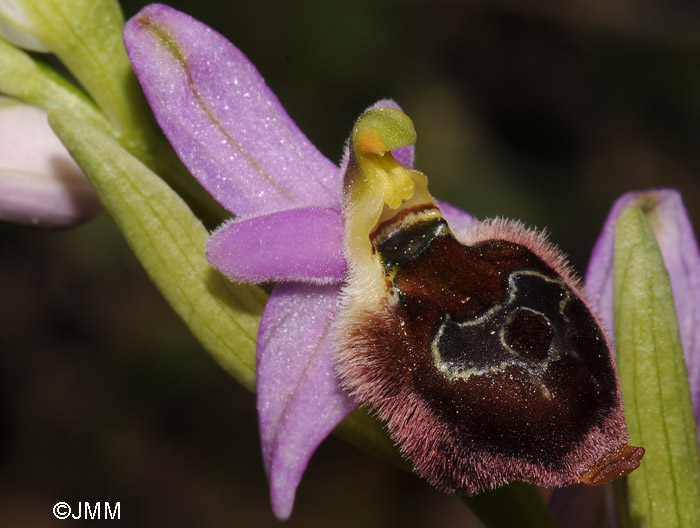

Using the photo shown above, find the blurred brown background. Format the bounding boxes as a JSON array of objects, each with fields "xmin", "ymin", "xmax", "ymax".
[{"xmin": 2, "ymin": 0, "xmax": 699, "ymax": 526}]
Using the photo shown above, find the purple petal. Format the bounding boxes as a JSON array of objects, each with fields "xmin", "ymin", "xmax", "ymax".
[
  {"xmin": 436, "ymin": 199, "xmax": 476, "ymax": 236},
  {"xmin": 586, "ymin": 207, "xmax": 620, "ymax": 340},
  {"xmin": 257, "ymin": 283, "xmax": 356, "ymax": 519},
  {"xmin": 206, "ymin": 207, "xmax": 345, "ymax": 284},
  {"xmin": 123, "ymin": 4, "xmax": 339, "ymax": 216},
  {"xmin": 586, "ymin": 188, "xmax": 700, "ymax": 434}
]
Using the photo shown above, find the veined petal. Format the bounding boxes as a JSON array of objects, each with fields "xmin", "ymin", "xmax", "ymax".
[
  {"xmin": 586, "ymin": 209, "xmax": 620, "ymax": 340},
  {"xmin": 586, "ymin": 188, "xmax": 700, "ymax": 438},
  {"xmin": 123, "ymin": 4, "xmax": 339, "ymax": 216},
  {"xmin": 257, "ymin": 283, "xmax": 356, "ymax": 520},
  {"xmin": 0, "ymin": 98, "xmax": 98, "ymax": 227},
  {"xmin": 207, "ymin": 207, "xmax": 345, "ymax": 284}
]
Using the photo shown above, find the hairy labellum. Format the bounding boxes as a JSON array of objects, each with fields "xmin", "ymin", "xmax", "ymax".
[{"xmin": 337, "ymin": 107, "xmax": 643, "ymax": 495}]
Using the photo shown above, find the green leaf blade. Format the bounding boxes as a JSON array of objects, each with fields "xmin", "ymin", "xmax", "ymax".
[
  {"xmin": 49, "ymin": 110, "xmax": 265, "ymax": 391},
  {"xmin": 0, "ymin": 36, "xmax": 111, "ymax": 131},
  {"xmin": 21, "ymin": 0, "xmax": 145, "ymax": 137}
]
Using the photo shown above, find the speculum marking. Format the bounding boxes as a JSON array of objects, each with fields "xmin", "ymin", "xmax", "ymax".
[{"xmin": 430, "ymin": 270, "xmax": 574, "ymax": 396}]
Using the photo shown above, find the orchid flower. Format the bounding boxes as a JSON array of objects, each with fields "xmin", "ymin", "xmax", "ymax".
[
  {"xmin": 0, "ymin": 96, "xmax": 99, "ymax": 227},
  {"xmin": 2, "ymin": 1, "xmax": 691, "ymax": 525},
  {"xmin": 123, "ymin": 5, "xmax": 476, "ymax": 519},
  {"xmin": 120, "ymin": 3, "xmax": 700, "ymax": 525},
  {"xmin": 120, "ymin": 3, "xmax": 688, "ymax": 524}
]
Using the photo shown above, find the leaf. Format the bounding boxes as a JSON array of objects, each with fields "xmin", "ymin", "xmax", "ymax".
[
  {"xmin": 19, "ymin": 0, "xmax": 145, "ymax": 136},
  {"xmin": 0, "ymin": 35, "xmax": 110, "ymax": 131},
  {"xmin": 614, "ymin": 206, "xmax": 700, "ymax": 528},
  {"xmin": 49, "ymin": 109, "xmax": 266, "ymax": 390}
]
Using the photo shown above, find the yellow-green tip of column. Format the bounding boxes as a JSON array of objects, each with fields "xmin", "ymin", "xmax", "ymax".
[
  {"xmin": 352, "ymin": 107, "xmax": 417, "ymax": 155},
  {"xmin": 342, "ymin": 106, "xmax": 437, "ymax": 296},
  {"xmin": 348, "ymin": 108, "xmax": 418, "ymax": 210}
]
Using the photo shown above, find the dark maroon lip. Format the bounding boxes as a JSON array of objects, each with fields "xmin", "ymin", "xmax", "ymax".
[
  {"xmin": 386, "ymin": 236, "xmax": 620, "ymax": 466},
  {"xmin": 337, "ymin": 214, "xmax": 635, "ymax": 494}
]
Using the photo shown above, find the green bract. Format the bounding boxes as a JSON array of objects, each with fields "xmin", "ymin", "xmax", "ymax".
[
  {"xmin": 0, "ymin": 36, "xmax": 111, "ymax": 132},
  {"xmin": 9, "ymin": 0, "xmax": 147, "ymax": 139},
  {"xmin": 50, "ymin": 110, "xmax": 265, "ymax": 391},
  {"xmin": 614, "ymin": 206, "xmax": 700, "ymax": 528}
]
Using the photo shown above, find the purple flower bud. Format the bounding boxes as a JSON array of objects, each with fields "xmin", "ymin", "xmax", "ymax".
[
  {"xmin": 0, "ymin": 98, "xmax": 99, "ymax": 227},
  {"xmin": 586, "ymin": 188, "xmax": 700, "ymax": 442}
]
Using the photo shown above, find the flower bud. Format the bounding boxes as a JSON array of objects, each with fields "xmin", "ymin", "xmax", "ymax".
[{"xmin": 0, "ymin": 98, "xmax": 99, "ymax": 227}]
